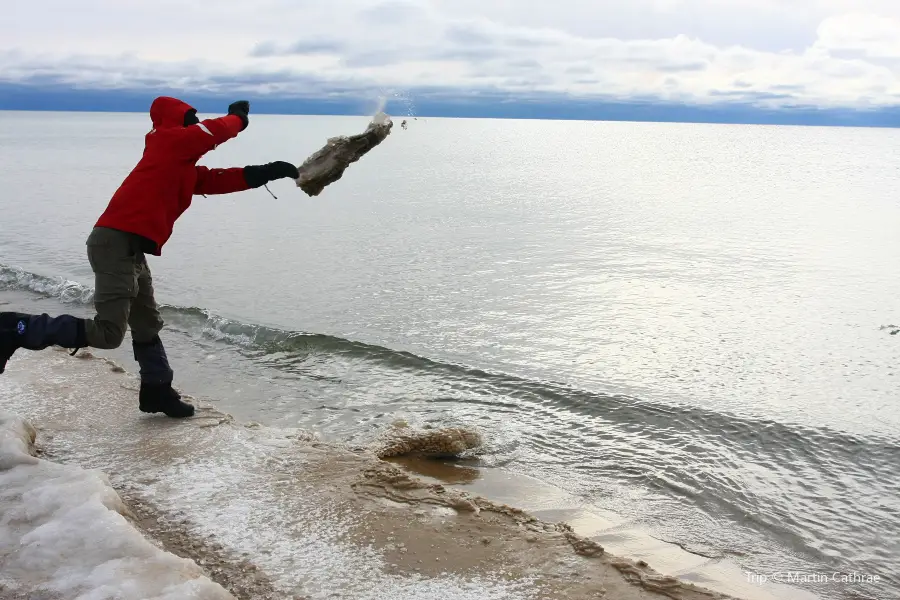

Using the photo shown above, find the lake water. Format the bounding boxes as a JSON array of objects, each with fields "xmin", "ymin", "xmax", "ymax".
[{"xmin": 1, "ymin": 110, "xmax": 898, "ymax": 600}]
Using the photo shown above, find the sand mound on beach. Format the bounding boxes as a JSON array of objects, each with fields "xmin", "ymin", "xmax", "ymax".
[{"xmin": 371, "ymin": 422, "xmax": 483, "ymax": 459}]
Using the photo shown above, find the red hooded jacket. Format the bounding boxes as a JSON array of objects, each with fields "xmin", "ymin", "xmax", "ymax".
[{"xmin": 94, "ymin": 97, "xmax": 249, "ymax": 255}]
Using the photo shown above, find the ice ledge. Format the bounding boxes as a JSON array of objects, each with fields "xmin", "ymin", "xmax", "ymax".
[{"xmin": 0, "ymin": 412, "xmax": 235, "ymax": 600}]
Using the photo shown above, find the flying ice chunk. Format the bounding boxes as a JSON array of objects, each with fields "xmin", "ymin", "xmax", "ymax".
[{"xmin": 295, "ymin": 112, "xmax": 394, "ymax": 196}]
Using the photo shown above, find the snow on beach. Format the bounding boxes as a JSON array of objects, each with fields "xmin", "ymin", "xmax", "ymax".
[
  {"xmin": 0, "ymin": 413, "xmax": 233, "ymax": 600},
  {"xmin": 0, "ymin": 349, "xmax": 737, "ymax": 600}
]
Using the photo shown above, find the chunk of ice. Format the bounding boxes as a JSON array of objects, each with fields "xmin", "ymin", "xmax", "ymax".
[{"xmin": 0, "ymin": 412, "xmax": 233, "ymax": 600}]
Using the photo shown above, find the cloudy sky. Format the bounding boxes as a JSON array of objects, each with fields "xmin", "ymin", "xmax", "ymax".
[{"xmin": 3, "ymin": 0, "xmax": 900, "ymax": 117}]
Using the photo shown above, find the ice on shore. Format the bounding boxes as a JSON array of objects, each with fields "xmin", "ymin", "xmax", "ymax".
[{"xmin": 0, "ymin": 412, "xmax": 234, "ymax": 600}]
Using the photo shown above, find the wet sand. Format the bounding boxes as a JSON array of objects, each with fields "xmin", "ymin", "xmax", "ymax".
[
  {"xmin": 385, "ymin": 456, "xmax": 826, "ymax": 600},
  {"xmin": 0, "ymin": 349, "xmax": 785, "ymax": 600}
]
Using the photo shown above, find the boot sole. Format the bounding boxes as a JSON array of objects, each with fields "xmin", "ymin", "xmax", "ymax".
[{"xmin": 139, "ymin": 404, "xmax": 195, "ymax": 418}]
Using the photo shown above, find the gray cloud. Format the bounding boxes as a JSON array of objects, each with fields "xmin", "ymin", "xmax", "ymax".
[
  {"xmin": 709, "ymin": 90, "xmax": 795, "ymax": 102},
  {"xmin": 565, "ymin": 65, "xmax": 594, "ymax": 75},
  {"xmin": 249, "ymin": 42, "xmax": 280, "ymax": 58},
  {"xmin": 443, "ymin": 24, "xmax": 493, "ymax": 46},
  {"xmin": 250, "ymin": 38, "xmax": 344, "ymax": 58},
  {"xmin": 356, "ymin": 0, "xmax": 426, "ymax": 24},
  {"xmin": 770, "ymin": 83, "xmax": 806, "ymax": 92},
  {"xmin": 505, "ymin": 59, "xmax": 542, "ymax": 71},
  {"xmin": 430, "ymin": 46, "xmax": 505, "ymax": 62},
  {"xmin": 341, "ymin": 50, "xmax": 407, "ymax": 68},
  {"xmin": 656, "ymin": 62, "xmax": 709, "ymax": 73}
]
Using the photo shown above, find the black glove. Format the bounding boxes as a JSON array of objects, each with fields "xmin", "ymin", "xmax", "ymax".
[
  {"xmin": 228, "ymin": 100, "xmax": 250, "ymax": 130},
  {"xmin": 183, "ymin": 108, "xmax": 200, "ymax": 127},
  {"xmin": 244, "ymin": 161, "xmax": 300, "ymax": 188}
]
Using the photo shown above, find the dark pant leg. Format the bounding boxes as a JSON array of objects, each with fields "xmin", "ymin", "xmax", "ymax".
[
  {"xmin": 129, "ymin": 257, "xmax": 174, "ymax": 385},
  {"xmin": 84, "ymin": 227, "xmax": 139, "ymax": 350},
  {"xmin": 0, "ymin": 311, "xmax": 87, "ymax": 373}
]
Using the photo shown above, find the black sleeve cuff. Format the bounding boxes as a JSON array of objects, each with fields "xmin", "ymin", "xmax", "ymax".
[
  {"xmin": 243, "ymin": 164, "xmax": 267, "ymax": 188},
  {"xmin": 229, "ymin": 111, "xmax": 249, "ymax": 131}
]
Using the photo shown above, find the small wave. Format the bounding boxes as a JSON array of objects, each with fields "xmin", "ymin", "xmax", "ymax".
[
  {"xmin": 189, "ymin": 306, "xmax": 900, "ymax": 464},
  {"xmin": 6, "ymin": 263, "xmax": 897, "ymax": 455},
  {"xmin": 6, "ymin": 264, "xmax": 897, "ymax": 452},
  {"xmin": 0, "ymin": 264, "xmax": 95, "ymax": 305}
]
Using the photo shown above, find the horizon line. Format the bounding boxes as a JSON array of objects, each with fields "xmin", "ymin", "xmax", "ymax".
[
  {"xmin": 2, "ymin": 83, "xmax": 900, "ymax": 128},
  {"xmin": 3, "ymin": 106, "xmax": 900, "ymax": 129}
]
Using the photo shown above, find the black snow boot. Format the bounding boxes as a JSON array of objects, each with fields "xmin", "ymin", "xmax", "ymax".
[
  {"xmin": 133, "ymin": 334, "xmax": 192, "ymax": 418},
  {"xmin": 0, "ymin": 312, "xmax": 87, "ymax": 374},
  {"xmin": 139, "ymin": 382, "xmax": 195, "ymax": 418}
]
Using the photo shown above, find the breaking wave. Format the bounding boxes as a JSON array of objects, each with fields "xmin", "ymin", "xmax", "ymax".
[{"xmin": 0, "ymin": 264, "xmax": 95, "ymax": 305}]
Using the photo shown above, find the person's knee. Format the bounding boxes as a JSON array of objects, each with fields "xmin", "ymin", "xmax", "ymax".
[
  {"xmin": 87, "ymin": 320, "xmax": 127, "ymax": 349},
  {"xmin": 90, "ymin": 296, "xmax": 132, "ymax": 349},
  {"xmin": 96, "ymin": 329, "xmax": 126, "ymax": 349}
]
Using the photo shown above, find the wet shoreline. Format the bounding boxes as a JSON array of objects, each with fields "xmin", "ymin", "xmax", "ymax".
[{"xmin": 0, "ymin": 349, "xmax": 753, "ymax": 600}]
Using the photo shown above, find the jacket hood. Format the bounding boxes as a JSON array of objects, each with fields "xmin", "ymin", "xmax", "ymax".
[{"xmin": 150, "ymin": 96, "xmax": 196, "ymax": 129}]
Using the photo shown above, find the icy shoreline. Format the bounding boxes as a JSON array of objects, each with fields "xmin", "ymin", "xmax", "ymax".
[
  {"xmin": 1, "ymin": 349, "xmax": 742, "ymax": 600},
  {"xmin": 0, "ymin": 412, "xmax": 233, "ymax": 600}
]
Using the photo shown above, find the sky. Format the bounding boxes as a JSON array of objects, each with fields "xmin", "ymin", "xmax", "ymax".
[{"xmin": 3, "ymin": 0, "xmax": 900, "ymax": 124}]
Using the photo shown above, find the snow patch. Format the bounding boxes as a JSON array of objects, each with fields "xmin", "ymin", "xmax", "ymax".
[{"xmin": 0, "ymin": 412, "xmax": 234, "ymax": 600}]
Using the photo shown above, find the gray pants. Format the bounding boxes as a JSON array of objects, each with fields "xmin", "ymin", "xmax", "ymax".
[{"xmin": 85, "ymin": 227, "xmax": 173, "ymax": 384}]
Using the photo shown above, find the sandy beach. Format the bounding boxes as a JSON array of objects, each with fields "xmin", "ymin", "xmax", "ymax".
[{"xmin": 1, "ymin": 349, "xmax": 801, "ymax": 600}]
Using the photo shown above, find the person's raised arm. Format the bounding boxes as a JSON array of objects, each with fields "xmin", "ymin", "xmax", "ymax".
[{"xmin": 178, "ymin": 101, "xmax": 250, "ymax": 159}]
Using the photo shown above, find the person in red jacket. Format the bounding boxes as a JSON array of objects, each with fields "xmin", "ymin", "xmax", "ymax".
[{"xmin": 0, "ymin": 97, "xmax": 299, "ymax": 418}]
